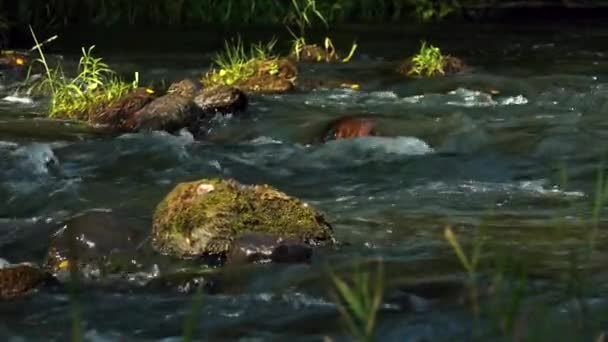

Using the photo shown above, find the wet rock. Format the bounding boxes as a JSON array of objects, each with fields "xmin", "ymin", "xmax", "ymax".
[
  {"xmin": 151, "ymin": 178, "xmax": 334, "ymax": 259},
  {"xmin": 226, "ymin": 233, "xmax": 313, "ymax": 265},
  {"xmin": 322, "ymin": 116, "xmax": 378, "ymax": 142},
  {"xmin": 397, "ymin": 55, "xmax": 468, "ymax": 77},
  {"xmin": 44, "ymin": 209, "xmax": 148, "ymax": 282},
  {"xmin": 89, "ymin": 87, "xmax": 156, "ymax": 132},
  {"xmin": 0, "ymin": 261, "xmax": 50, "ymax": 299},
  {"xmin": 132, "ymin": 79, "xmax": 203, "ymax": 133},
  {"xmin": 193, "ymin": 85, "xmax": 247, "ymax": 116}
]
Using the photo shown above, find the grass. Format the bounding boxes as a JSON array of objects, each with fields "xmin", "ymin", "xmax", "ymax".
[
  {"xmin": 407, "ymin": 41, "xmax": 445, "ymax": 77},
  {"xmin": 28, "ymin": 27, "xmax": 138, "ymax": 120},
  {"xmin": 202, "ymin": 36, "xmax": 279, "ymax": 87},
  {"xmin": 329, "ymin": 261, "xmax": 384, "ymax": 342},
  {"xmin": 290, "ymin": 36, "xmax": 358, "ymax": 63}
]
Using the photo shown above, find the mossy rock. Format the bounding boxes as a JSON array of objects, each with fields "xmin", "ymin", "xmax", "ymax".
[
  {"xmin": 204, "ymin": 58, "xmax": 297, "ymax": 95},
  {"xmin": 151, "ymin": 178, "xmax": 334, "ymax": 258},
  {"xmin": 0, "ymin": 262, "xmax": 49, "ymax": 299},
  {"xmin": 396, "ymin": 55, "xmax": 467, "ymax": 77}
]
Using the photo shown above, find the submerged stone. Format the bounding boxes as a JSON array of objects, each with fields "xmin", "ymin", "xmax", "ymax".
[
  {"xmin": 151, "ymin": 178, "xmax": 334, "ymax": 259},
  {"xmin": 322, "ymin": 115, "xmax": 378, "ymax": 141},
  {"xmin": 226, "ymin": 233, "xmax": 313, "ymax": 265},
  {"xmin": 0, "ymin": 261, "xmax": 49, "ymax": 299},
  {"xmin": 44, "ymin": 209, "xmax": 148, "ymax": 282},
  {"xmin": 194, "ymin": 85, "xmax": 248, "ymax": 116}
]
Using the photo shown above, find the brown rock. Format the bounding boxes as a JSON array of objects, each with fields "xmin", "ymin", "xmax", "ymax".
[
  {"xmin": 194, "ymin": 85, "xmax": 247, "ymax": 116},
  {"xmin": 89, "ymin": 87, "xmax": 156, "ymax": 131},
  {"xmin": 167, "ymin": 79, "xmax": 201, "ymax": 98},
  {"xmin": 322, "ymin": 116, "xmax": 378, "ymax": 142},
  {"xmin": 0, "ymin": 262, "xmax": 48, "ymax": 299},
  {"xmin": 132, "ymin": 79, "xmax": 203, "ymax": 132}
]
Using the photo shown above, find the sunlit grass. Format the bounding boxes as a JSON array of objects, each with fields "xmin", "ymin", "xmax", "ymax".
[
  {"xmin": 202, "ymin": 37, "xmax": 279, "ymax": 87},
  {"xmin": 407, "ymin": 41, "xmax": 445, "ymax": 77},
  {"xmin": 29, "ymin": 28, "xmax": 138, "ymax": 121},
  {"xmin": 329, "ymin": 261, "xmax": 383, "ymax": 342},
  {"xmin": 290, "ymin": 36, "xmax": 358, "ymax": 63}
]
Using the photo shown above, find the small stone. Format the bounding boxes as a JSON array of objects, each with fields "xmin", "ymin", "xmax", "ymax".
[
  {"xmin": 0, "ymin": 263, "xmax": 48, "ymax": 299},
  {"xmin": 322, "ymin": 115, "xmax": 377, "ymax": 141}
]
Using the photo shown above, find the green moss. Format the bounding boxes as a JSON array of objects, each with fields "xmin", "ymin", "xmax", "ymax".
[{"xmin": 152, "ymin": 178, "xmax": 334, "ymax": 258}]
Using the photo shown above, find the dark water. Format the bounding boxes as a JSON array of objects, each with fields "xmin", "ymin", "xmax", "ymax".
[{"xmin": 2, "ymin": 23, "xmax": 608, "ymax": 341}]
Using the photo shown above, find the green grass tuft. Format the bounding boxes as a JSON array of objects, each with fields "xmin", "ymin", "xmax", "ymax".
[
  {"xmin": 329, "ymin": 261, "xmax": 384, "ymax": 342},
  {"xmin": 408, "ymin": 41, "xmax": 445, "ymax": 77},
  {"xmin": 29, "ymin": 28, "xmax": 138, "ymax": 121},
  {"xmin": 202, "ymin": 37, "xmax": 279, "ymax": 87}
]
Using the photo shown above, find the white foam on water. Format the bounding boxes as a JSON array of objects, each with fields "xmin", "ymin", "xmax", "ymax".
[
  {"xmin": 323, "ymin": 136, "xmax": 434, "ymax": 156},
  {"xmin": 1, "ymin": 95, "xmax": 34, "ymax": 105},
  {"xmin": 500, "ymin": 95, "xmax": 528, "ymax": 105},
  {"xmin": 409, "ymin": 179, "xmax": 584, "ymax": 198},
  {"xmin": 11, "ymin": 143, "xmax": 58, "ymax": 175}
]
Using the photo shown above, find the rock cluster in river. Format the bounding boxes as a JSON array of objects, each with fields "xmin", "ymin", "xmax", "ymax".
[
  {"xmin": 89, "ymin": 79, "xmax": 248, "ymax": 137},
  {"xmin": 0, "ymin": 177, "xmax": 334, "ymax": 298}
]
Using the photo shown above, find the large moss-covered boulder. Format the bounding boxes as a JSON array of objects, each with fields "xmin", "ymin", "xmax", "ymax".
[
  {"xmin": 0, "ymin": 260, "xmax": 50, "ymax": 299},
  {"xmin": 151, "ymin": 178, "xmax": 334, "ymax": 258}
]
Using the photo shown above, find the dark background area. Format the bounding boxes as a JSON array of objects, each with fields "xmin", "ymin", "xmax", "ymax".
[{"xmin": 3, "ymin": 0, "xmax": 608, "ymax": 49}]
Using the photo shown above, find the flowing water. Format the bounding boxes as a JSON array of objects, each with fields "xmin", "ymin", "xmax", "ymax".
[{"xmin": 2, "ymin": 23, "xmax": 608, "ymax": 341}]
